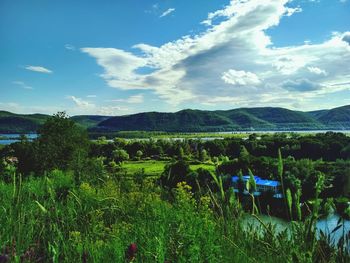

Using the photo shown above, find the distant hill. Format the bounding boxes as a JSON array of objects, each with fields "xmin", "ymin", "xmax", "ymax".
[
  {"xmin": 70, "ymin": 115, "xmax": 110, "ymax": 128},
  {"xmin": 94, "ymin": 105, "xmax": 350, "ymax": 132},
  {"xmin": 0, "ymin": 111, "xmax": 49, "ymax": 133},
  {"xmin": 0, "ymin": 111, "xmax": 109, "ymax": 133},
  {"xmin": 0, "ymin": 105, "xmax": 349, "ymax": 134},
  {"xmin": 308, "ymin": 105, "xmax": 350, "ymax": 129}
]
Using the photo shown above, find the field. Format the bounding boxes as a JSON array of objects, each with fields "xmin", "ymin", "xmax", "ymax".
[
  {"xmin": 121, "ymin": 160, "xmax": 168, "ymax": 176},
  {"xmin": 120, "ymin": 160, "xmax": 217, "ymax": 177}
]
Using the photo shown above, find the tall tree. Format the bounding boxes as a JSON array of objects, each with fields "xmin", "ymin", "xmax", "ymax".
[{"xmin": 37, "ymin": 112, "xmax": 89, "ymax": 173}]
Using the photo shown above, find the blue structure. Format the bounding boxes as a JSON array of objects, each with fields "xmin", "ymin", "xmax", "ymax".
[{"xmin": 232, "ymin": 175, "xmax": 282, "ymax": 198}]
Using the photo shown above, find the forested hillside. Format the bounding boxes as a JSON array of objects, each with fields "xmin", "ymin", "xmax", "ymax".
[{"xmin": 1, "ymin": 105, "xmax": 349, "ymax": 133}]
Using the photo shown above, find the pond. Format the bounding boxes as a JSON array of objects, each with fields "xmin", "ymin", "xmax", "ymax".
[{"xmin": 242, "ymin": 213, "xmax": 350, "ymax": 249}]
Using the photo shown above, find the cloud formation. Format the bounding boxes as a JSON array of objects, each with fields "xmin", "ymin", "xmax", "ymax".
[
  {"xmin": 82, "ymin": 0, "xmax": 350, "ymax": 110},
  {"xmin": 307, "ymin": 66, "xmax": 327, "ymax": 76},
  {"xmin": 67, "ymin": 96, "xmax": 94, "ymax": 108},
  {"xmin": 222, "ymin": 70, "xmax": 261, "ymax": 86},
  {"xmin": 67, "ymin": 95, "xmax": 130, "ymax": 115},
  {"xmin": 25, "ymin": 65, "xmax": 52, "ymax": 74},
  {"xmin": 282, "ymin": 78, "xmax": 321, "ymax": 92},
  {"xmin": 108, "ymin": 94, "xmax": 144, "ymax": 104},
  {"xmin": 65, "ymin": 44, "xmax": 76, "ymax": 50},
  {"xmin": 160, "ymin": 8, "xmax": 175, "ymax": 18}
]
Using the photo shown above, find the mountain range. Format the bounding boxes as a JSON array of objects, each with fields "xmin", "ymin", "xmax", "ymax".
[{"xmin": 0, "ymin": 105, "xmax": 349, "ymax": 134}]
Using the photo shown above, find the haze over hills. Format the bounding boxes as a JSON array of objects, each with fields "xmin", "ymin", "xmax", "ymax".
[{"xmin": 0, "ymin": 105, "xmax": 349, "ymax": 134}]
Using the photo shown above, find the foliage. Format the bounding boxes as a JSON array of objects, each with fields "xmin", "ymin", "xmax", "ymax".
[
  {"xmin": 112, "ymin": 149, "xmax": 129, "ymax": 164},
  {"xmin": 37, "ymin": 112, "xmax": 90, "ymax": 173},
  {"xmin": 1, "ymin": 117, "xmax": 350, "ymax": 262},
  {"xmin": 160, "ymin": 160, "xmax": 191, "ymax": 189}
]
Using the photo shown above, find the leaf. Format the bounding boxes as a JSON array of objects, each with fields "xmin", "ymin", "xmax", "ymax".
[
  {"xmin": 35, "ymin": 201, "xmax": 48, "ymax": 214},
  {"xmin": 337, "ymin": 217, "xmax": 342, "ymax": 226},
  {"xmin": 286, "ymin": 188, "xmax": 292, "ymax": 219}
]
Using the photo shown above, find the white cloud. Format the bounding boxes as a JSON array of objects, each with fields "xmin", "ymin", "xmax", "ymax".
[
  {"xmin": 222, "ymin": 70, "xmax": 261, "ymax": 86},
  {"xmin": 81, "ymin": 48, "xmax": 148, "ymax": 90},
  {"xmin": 82, "ymin": 0, "xmax": 350, "ymax": 110},
  {"xmin": 285, "ymin": 7, "xmax": 302, "ymax": 17},
  {"xmin": 97, "ymin": 106, "xmax": 129, "ymax": 116},
  {"xmin": 66, "ymin": 95, "xmax": 133, "ymax": 115},
  {"xmin": 160, "ymin": 8, "xmax": 175, "ymax": 18},
  {"xmin": 126, "ymin": 94, "xmax": 144, "ymax": 104},
  {"xmin": 108, "ymin": 94, "xmax": 144, "ymax": 104},
  {"xmin": 86, "ymin": 95, "xmax": 97, "ymax": 98},
  {"xmin": 12, "ymin": 81, "xmax": 33, "ymax": 90},
  {"xmin": 307, "ymin": 66, "xmax": 327, "ymax": 75},
  {"xmin": 67, "ymin": 96, "xmax": 94, "ymax": 108},
  {"xmin": 65, "ymin": 44, "xmax": 76, "ymax": 50},
  {"xmin": 25, "ymin": 65, "xmax": 52, "ymax": 74}
]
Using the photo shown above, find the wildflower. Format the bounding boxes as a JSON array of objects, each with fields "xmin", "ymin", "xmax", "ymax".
[
  {"xmin": 125, "ymin": 243, "xmax": 137, "ymax": 262},
  {"xmin": 0, "ymin": 254, "xmax": 9, "ymax": 263}
]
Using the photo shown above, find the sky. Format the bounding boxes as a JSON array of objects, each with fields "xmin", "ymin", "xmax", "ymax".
[{"xmin": 0, "ymin": 0, "xmax": 350, "ymax": 116}]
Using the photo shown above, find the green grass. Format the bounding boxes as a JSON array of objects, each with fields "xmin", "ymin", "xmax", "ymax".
[
  {"xmin": 121, "ymin": 160, "xmax": 168, "ymax": 176},
  {"xmin": 1, "ymin": 169, "xmax": 348, "ymax": 262},
  {"xmin": 121, "ymin": 160, "xmax": 217, "ymax": 177},
  {"xmin": 189, "ymin": 163, "xmax": 217, "ymax": 173}
]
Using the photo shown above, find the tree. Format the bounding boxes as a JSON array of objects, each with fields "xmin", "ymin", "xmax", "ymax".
[
  {"xmin": 37, "ymin": 112, "xmax": 90, "ymax": 174},
  {"xmin": 199, "ymin": 149, "xmax": 209, "ymax": 162},
  {"xmin": 136, "ymin": 150, "xmax": 143, "ymax": 160},
  {"xmin": 237, "ymin": 170, "xmax": 245, "ymax": 195},
  {"xmin": 160, "ymin": 160, "xmax": 191, "ymax": 189},
  {"xmin": 112, "ymin": 149, "xmax": 129, "ymax": 164}
]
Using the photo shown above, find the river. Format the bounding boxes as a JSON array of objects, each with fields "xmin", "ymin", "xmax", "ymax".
[{"xmin": 0, "ymin": 134, "xmax": 38, "ymax": 145}]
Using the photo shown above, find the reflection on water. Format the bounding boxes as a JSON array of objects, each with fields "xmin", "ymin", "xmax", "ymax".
[
  {"xmin": 316, "ymin": 214, "xmax": 350, "ymax": 244},
  {"xmin": 242, "ymin": 213, "xmax": 350, "ymax": 248}
]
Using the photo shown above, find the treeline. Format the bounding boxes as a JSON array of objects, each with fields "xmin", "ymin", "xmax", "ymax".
[
  {"xmin": 88, "ymin": 133, "xmax": 350, "ymax": 198},
  {"xmin": 90, "ymin": 132, "xmax": 350, "ymax": 161},
  {"xmin": 1, "ymin": 115, "xmax": 350, "ymax": 200}
]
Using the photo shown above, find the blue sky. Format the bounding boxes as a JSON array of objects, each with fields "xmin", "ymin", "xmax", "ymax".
[{"xmin": 1, "ymin": 0, "xmax": 349, "ymax": 116}]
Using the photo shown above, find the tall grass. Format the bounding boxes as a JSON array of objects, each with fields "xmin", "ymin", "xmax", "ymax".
[{"xmin": 0, "ymin": 166, "xmax": 349, "ymax": 262}]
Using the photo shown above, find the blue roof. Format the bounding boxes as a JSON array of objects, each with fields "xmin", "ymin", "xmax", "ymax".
[{"xmin": 232, "ymin": 175, "xmax": 280, "ymax": 187}]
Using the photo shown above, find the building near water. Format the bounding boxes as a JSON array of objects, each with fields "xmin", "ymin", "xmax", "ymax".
[{"xmin": 231, "ymin": 175, "xmax": 282, "ymax": 197}]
